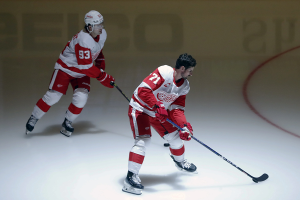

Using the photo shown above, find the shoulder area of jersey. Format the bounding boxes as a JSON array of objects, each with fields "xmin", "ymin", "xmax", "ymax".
[
  {"xmin": 80, "ymin": 29, "xmax": 107, "ymax": 42},
  {"xmin": 157, "ymin": 65, "xmax": 173, "ymax": 77},
  {"xmin": 76, "ymin": 30, "xmax": 91, "ymax": 40},
  {"xmin": 76, "ymin": 30, "xmax": 106, "ymax": 45}
]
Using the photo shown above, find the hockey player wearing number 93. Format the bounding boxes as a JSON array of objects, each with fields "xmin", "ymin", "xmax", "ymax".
[
  {"xmin": 122, "ymin": 53, "xmax": 197, "ymax": 195},
  {"xmin": 25, "ymin": 10, "xmax": 115, "ymax": 137}
]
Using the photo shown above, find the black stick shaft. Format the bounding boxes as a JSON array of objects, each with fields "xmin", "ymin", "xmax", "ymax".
[
  {"xmin": 190, "ymin": 135, "xmax": 255, "ymax": 179},
  {"xmin": 166, "ymin": 119, "xmax": 255, "ymax": 179},
  {"xmin": 111, "ymin": 82, "xmax": 130, "ymax": 102}
]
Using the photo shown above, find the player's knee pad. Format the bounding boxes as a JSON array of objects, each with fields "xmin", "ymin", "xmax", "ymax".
[
  {"xmin": 132, "ymin": 135, "xmax": 151, "ymax": 154},
  {"xmin": 164, "ymin": 130, "xmax": 183, "ymax": 149},
  {"xmin": 72, "ymin": 88, "xmax": 89, "ymax": 107},
  {"xmin": 42, "ymin": 90, "xmax": 63, "ymax": 106}
]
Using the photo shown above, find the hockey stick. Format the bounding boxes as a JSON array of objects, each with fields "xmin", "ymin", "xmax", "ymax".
[
  {"xmin": 110, "ymin": 82, "xmax": 130, "ymax": 102},
  {"xmin": 111, "ymin": 81, "xmax": 268, "ymax": 183},
  {"xmin": 166, "ymin": 118, "xmax": 269, "ymax": 183}
]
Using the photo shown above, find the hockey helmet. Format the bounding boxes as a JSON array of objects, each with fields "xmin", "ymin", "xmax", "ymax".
[{"xmin": 84, "ymin": 10, "xmax": 104, "ymax": 32}]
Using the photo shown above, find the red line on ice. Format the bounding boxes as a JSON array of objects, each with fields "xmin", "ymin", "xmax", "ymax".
[{"xmin": 242, "ymin": 45, "xmax": 300, "ymax": 138}]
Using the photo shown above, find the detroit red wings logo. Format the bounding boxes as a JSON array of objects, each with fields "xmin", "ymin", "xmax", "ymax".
[{"xmin": 157, "ymin": 91, "xmax": 178, "ymax": 103}]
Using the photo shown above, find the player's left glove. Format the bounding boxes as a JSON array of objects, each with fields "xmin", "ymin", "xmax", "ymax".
[
  {"xmin": 97, "ymin": 70, "xmax": 115, "ymax": 88},
  {"xmin": 179, "ymin": 122, "xmax": 193, "ymax": 141}
]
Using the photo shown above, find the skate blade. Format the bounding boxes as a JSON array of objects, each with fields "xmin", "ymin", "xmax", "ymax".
[
  {"xmin": 60, "ymin": 128, "xmax": 72, "ymax": 137},
  {"xmin": 122, "ymin": 180, "xmax": 143, "ymax": 195},
  {"xmin": 175, "ymin": 165, "xmax": 198, "ymax": 174},
  {"xmin": 25, "ymin": 129, "xmax": 31, "ymax": 135},
  {"xmin": 122, "ymin": 186, "xmax": 142, "ymax": 195}
]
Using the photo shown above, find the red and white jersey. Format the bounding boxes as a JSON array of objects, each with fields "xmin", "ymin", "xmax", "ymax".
[
  {"xmin": 54, "ymin": 29, "xmax": 107, "ymax": 78},
  {"xmin": 130, "ymin": 65, "xmax": 190, "ymax": 118}
]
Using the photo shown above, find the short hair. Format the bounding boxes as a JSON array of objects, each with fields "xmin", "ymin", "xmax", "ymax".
[{"xmin": 175, "ymin": 53, "xmax": 196, "ymax": 69}]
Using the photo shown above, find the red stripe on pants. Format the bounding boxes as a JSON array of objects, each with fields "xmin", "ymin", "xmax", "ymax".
[
  {"xmin": 36, "ymin": 98, "xmax": 51, "ymax": 112},
  {"xmin": 68, "ymin": 103, "xmax": 83, "ymax": 115},
  {"xmin": 129, "ymin": 152, "xmax": 144, "ymax": 164},
  {"xmin": 170, "ymin": 145, "xmax": 185, "ymax": 156}
]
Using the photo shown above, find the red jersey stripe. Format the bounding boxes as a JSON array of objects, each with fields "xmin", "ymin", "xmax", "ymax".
[{"xmin": 57, "ymin": 58, "xmax": 82, "ymax": 74}]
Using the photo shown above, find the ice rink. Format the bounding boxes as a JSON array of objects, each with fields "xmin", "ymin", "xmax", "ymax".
[{"xmin": 1, "ymin": 1, "xmax": 300, "ymax": 200}]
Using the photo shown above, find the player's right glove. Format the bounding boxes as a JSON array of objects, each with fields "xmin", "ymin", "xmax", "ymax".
[
  {"xmin": 153, "ymin": 101, "xmax": 168, "ymax": 123},
  {"xmin": 97, "ymin": 69, "xmax": 115, "ymax": 88},
  {"xmin": 179, "ymin": 122, "xmax": 193, "ymax": 141}
]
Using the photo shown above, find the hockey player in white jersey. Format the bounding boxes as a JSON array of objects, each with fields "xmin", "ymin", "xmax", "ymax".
[
  {"xmin": 25, "ymin": 10, "xmax": 115, "ymax": 137},
  {"xmin": 122, "ymin": 53, "xmax": 197, "ymax": 195}
]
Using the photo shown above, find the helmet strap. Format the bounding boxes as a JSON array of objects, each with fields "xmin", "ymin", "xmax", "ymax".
[{"xmin": 86, "ymin": 24, "xmax": 94, "ymax": 33}]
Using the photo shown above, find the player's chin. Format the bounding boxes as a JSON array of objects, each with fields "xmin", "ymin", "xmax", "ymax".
[{"xmin": 184, "ymin": 75, "xmax": 192, "ymax": 79}]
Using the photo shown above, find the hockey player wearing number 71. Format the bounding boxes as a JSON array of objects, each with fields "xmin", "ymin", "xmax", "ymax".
[
  {"xmin": 25, "ymin": 10, "xmax": 115, "ymax": 137},
  {"xmin": 122, "ymin": 53, "xmax": 197, "ymax": 195}
]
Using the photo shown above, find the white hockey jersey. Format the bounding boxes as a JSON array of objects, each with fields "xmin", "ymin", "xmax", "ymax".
[
  {"xmin": 130, "ymin": 65, "xmax": 190, "ymax": 118},
  {"xmin": 55, "ymin": 29, "xmax": 107, "ymax": 78}
]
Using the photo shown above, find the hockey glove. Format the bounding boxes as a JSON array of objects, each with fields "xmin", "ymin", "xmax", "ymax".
[
  {"xmin": 97, "ymin": 70, "xmax": 115, "ymax": 88},
  {"xmin": 179, "ymin": 122, "xmax": 193, "ymax": 141},
  {"xmin": 153, "ymin": 101, "xmax": 168, "ymax": 123}
]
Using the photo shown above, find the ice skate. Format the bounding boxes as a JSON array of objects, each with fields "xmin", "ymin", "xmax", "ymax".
[
  {"xmin": 122, "ymin": 171, "xmax": 144, "ymax": 195},
  {"xmin": 170, "ymin": 154, "xmax": 197, "ymax": 174},
  {"xmin": 26, "ymin": 115, "xmax": 38, "ymax": 135},
  {"xmin": 60, "ymin": 118, "xmax": 74, "ymax": 137}
]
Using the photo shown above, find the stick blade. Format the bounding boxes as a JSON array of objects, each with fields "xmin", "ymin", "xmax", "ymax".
[{"xmin": 252, "ymin": 173, "xmax": 269, "ymax": 183}]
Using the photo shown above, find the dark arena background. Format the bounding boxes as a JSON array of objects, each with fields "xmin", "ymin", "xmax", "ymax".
[{"xmin": 0, "ymin": 0, "xmax": 300, "ymax": 199}]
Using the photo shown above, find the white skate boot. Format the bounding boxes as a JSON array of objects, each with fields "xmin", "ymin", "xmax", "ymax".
[
  {"xmin": 170, "ymin": 154, "xmax": 198, "ymax": 174},
  {"xmin": 26, "ymin": 115, "xmax": 38, "ymax": 135},
  {"xmin": 122, "ymin": 171, "xmax": 144, "ymax": 195},
  {"xmin": 60, "ymin": 118, "xmax": 74, "ymax": 137}
]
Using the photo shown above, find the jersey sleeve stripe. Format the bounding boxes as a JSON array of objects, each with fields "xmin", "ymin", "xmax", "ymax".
[{"xmin": 98, "ymin": 72, "xmax": 107, "ymax": 82}]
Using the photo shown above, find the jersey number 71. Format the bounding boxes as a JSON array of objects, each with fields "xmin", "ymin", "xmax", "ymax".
[{"xmin": 149, "ymin": 73, "xmax": 161, "ymax": 84}]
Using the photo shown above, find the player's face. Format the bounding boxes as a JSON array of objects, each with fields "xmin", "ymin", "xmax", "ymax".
[
  {"xmin": 182, "ymin": 67, "xmax": 194, "ymax": 79},
  {"xmin": 92, "ymin": 22, "xmax": 104, "ymax": 35}
]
